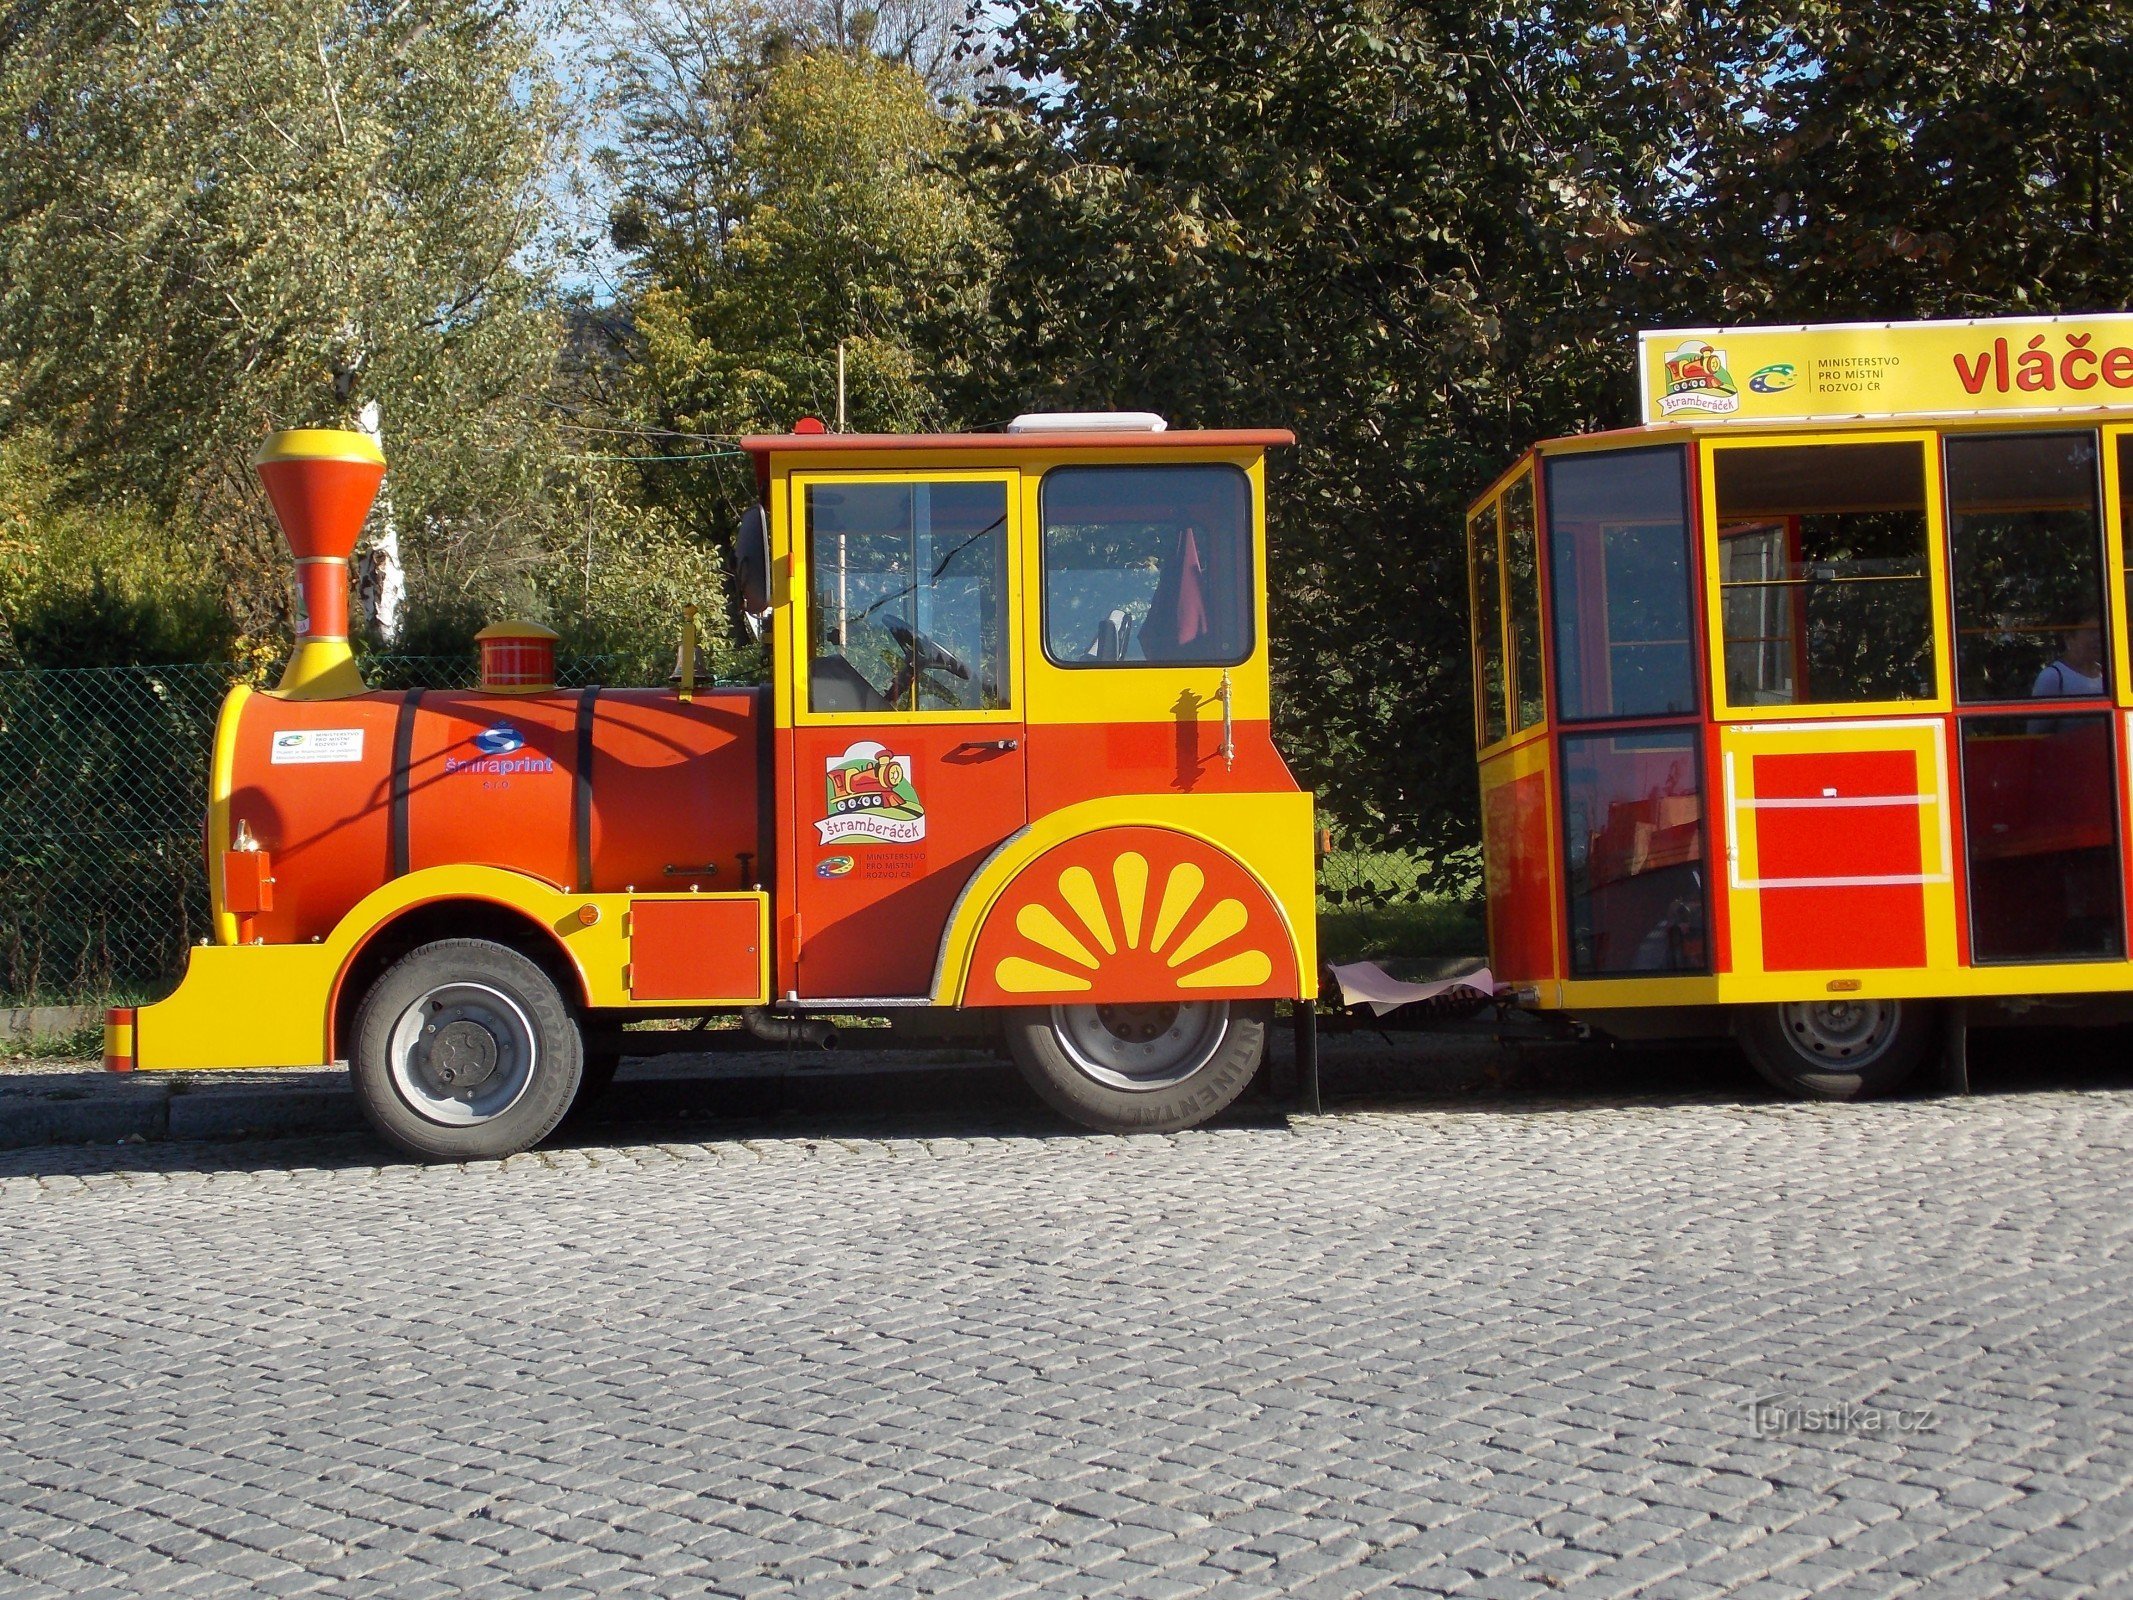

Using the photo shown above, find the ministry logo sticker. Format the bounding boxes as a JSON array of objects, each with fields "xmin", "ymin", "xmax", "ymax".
[{"xmin": 819, "ymin": 741, "xmax": 925, "ymax": 845}]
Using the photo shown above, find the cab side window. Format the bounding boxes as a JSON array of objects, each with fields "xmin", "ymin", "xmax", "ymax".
[
  {"xmin": 1041, "ymin": 464, "xmax": 1254, "ymax": 667},
  {"xmin": 805, "ymin": 480, "xmax": 1009, "ymax": 714}
]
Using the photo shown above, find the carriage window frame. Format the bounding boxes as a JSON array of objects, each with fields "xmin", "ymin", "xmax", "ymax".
[
  {"xmin": 1944, "ymin": 430, "xmax": 2108, "ymax": 706},
  {"xmin": 1700, "ymin": 430, "xmax": 1952, "ymax": 721},
  {"xmin": 1469, "ymin": 495, "xmax": 1509, "ymax": 748},
  {"xmin": 1503, "ymin": 470, "xmax": 1546, "ymax": 734},
  {"xmin": 1036, "ymin": 462, "xmax": 1257, "ymax": 672},
  {"xmin": 1543, "ymin": 444, "xmax": 1701, "ymax": 725}
]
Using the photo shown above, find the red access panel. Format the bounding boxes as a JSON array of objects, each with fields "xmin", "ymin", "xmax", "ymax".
[{"xmin": 628, "ymin": 898, "xmax": 765, "ymax": 1002}]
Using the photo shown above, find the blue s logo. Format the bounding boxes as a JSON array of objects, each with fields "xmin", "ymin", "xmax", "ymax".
[{"xmin": 474, "ymin": 725, "xmax": 525, "ymax": 756}]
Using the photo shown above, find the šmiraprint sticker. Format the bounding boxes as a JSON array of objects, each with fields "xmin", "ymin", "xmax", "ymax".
[
  {"xmin": 819, "ymin": 740, "xmax": 925, "ymax": 845},
  {"xmin": 1658, "ymin": 339, "xmax": 1740, "ymax": 417},
  {"xmin": 270, "ymin": 728, "xmax": 364, "ymax": 765}
]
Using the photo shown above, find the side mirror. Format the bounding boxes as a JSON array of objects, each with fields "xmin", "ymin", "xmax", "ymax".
[{"xmin": 736, "ymin": 503, "xmax": 769, "ymax": 616}]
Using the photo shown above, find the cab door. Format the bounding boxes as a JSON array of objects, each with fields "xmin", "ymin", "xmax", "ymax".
[{"xmin": 787, "ymin": 470, "xmax": 1026, "ymax": 1000}]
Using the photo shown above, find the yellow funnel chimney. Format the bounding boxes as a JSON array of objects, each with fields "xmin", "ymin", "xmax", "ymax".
[{"xmin": 254, "ymin": 429, "xmax": 385, "ymax": 699}]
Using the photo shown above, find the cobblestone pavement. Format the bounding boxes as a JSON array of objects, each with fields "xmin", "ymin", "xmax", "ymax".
[{"xmin": 3, "ymin": 1046, "xmax": 2132, "ymax": 1598}]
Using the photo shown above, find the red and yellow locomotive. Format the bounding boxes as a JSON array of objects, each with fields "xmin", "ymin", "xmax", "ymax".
[{"xmin": 106, "ymin": 420, "xmax": 1319, "ymax": 1158}]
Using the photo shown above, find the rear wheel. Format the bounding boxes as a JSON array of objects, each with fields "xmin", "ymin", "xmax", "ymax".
[
  {"xmin": 350, "ymin": 939, "xmax": 583, "ymax": 1161},
  {"xmin": 1004, "ymin": 1000, "xmax": 1267, "ymax": 1133},
  {"xmin": 1736, "ymin": 998, "xmax": 1934, "ymax": 1101}
]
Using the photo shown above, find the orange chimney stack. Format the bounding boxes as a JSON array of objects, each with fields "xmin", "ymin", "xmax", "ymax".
[{"xmin": 254, "ymin": 428, "xmax": 386, "ymax": 699}]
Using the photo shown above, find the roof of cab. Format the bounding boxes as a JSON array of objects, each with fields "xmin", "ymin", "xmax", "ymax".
[{"xmin": 739, "ymin": 428, "xmax": 1295, "ymax": 456}]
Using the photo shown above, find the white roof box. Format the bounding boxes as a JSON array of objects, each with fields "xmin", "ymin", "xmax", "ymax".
[{"xmin": 1006, "ymin": 410, "xmax": 1168, "ymax": 434}]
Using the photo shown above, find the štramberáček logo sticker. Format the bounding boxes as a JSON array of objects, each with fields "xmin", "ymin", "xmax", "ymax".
[
  {"xmin": 1658, "ymin": 339, "xmax": 1741, "ymax": 416},
  {"xmin": 819, "ymin": 740, "xmax": 925, "ymax": 845}
]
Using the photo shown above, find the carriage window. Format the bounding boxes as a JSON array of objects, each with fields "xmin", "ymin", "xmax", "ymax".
[
  {"xmin": 1559, "ymin": 728, "xmax": 1708, "ymax": 976},
  {"xmin": 1470, "ymin": 501, "xmax": 1507, "ymax": 745},
  {"xmin": 1041, "ymin": 464, "xmax": 1253, "ymax": 667},
  {"xmin": 806, "ymin": 479, "xmax": 1009, "ymax": 714},
  {"xmin": 1947, "ymin": 433, "xmax": 2104, "ymax": 703},
  {"xmin": 1714, "ymin": 441, "xmax": 1934, "ymax": 706},
  {"xmin": 1504, "ymin": 475, "xmax": 1545, "ymax": 730},
  {"xmin": 1961, "ymin": 713, "xmax": 2123, "ymax": 962},
  {"xmin": 1544, "ymin": 447, "xmax": 1697, "ymax": 721}
]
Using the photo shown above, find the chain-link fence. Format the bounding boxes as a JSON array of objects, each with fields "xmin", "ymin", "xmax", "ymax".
[
  {"xmin": 1316, "ymin": 842, "xmax": 1485, "ymax": 964},
  {"xmin": 0, "ymin": 654, "xmax": 635, "ymax": 1007}
]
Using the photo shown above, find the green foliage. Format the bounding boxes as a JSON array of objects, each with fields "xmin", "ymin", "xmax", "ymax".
[
  {"xmin": 0, "ymin": 432, "xmax": 235, "ymax": 667},
  {"xmin": 606, "ymin": 18, "xmax": 999, "ymax": 579},
  {"xmin": 0, "ymin": 0, "xmax": 583, "ymax": 639},
  {"xmin": 962, "ymin": 2, "xmax": 1648, "ymax": 852},
  {"xmin": 961, "ymin": 0, "xmax": 2133, "ymax": 855},
  {"xmin": 1636, "ymin": 4, "xmax": 2133, "ymax": 322}
]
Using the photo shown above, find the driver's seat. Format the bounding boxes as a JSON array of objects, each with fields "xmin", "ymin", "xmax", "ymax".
[{"xmin": 809, "ymin": 654, "xmax": 893, "ymax": 712}]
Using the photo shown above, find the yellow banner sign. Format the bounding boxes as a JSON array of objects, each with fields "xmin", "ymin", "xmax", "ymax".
[{"xmin": 1638, "ymin": 313, "xmax": 2133, "ymax": 425}]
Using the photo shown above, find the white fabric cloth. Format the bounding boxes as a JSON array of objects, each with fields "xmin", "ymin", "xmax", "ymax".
[{"xmin": 1331, "ymin": 960, "xmax": 1495, "ymax": 1018}]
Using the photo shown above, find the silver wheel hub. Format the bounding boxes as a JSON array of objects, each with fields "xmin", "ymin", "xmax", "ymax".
[
  {"xmin": 1779, "ymin": 999, "xmax": 1897, "ymax": 1064},
  {"xmin": 388, "ymin": 982, "xmax": 538, "ymax": 1126},
  {"xmin": 1050, "ymin": 1001, "xmax": 1228, "ymax": 1092}
]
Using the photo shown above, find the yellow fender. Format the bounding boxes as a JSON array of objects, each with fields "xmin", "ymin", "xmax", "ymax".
[
  {"xmin": 134, "ymin": 865, "xmax": 768, "ymax": 1071},
  {"xmin": 930, "ymin": 793, "xmax": 1318, "ymax": 1006}
]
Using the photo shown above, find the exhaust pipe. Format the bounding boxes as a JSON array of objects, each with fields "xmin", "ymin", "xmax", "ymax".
[
  {"xmin": 741, "ymin": 1007, "xmax": 838, "ymax": 1049},
  {"xmin": 254, "ymin": 428, "xmax": 386, "ymax": 700}
]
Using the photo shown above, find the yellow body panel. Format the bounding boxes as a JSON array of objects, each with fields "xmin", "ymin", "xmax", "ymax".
[
  {"xmin": 208, "ymin": 682, "xmax": 249, "ymax": 947},
  {"xmin": 765, "ymin": 445, "xmax": 1275, "ymax": 731},
  {"xmin": 135, "ymin": 866, "xmax": 771, "ymax": 1071},
  {"xmin": 1717, "ymin": 717, "xmax": 1959, "ymax": 982},
  {"xmin": 930, "ymin": 792, "xmax": 1319, "ymax": 1004},
  {"xmin": 254, "ymin": 428, "xmax": 385, "ymax": 467}
]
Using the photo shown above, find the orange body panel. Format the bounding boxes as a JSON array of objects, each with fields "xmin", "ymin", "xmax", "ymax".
[
  {"xmin": 787, "ymin": 721, "xmax": 1025, "ymax": 998},
  {"xmin": 227, "ymin": 687, "xmax": 764, "ymax": 946},
  {"xmin": 227, "ymin": 695, "xmax": 400, "ymax": 945},
  {"xmin": 406, "ymin": 693, "xmax": 582, "ymax": 886},
  {"xmin": 964, "ymin": 826, "xmax": 1297, "ymax": 1006},
  {"xmin": 628, "ymin": 899, "xmax": 762, "ymax": 1001},
  {"xmin": 1025, "ymin": 720, "xmax": 1297, "ymax": 809},
  {"xmin": 1483, "ymin": 770, "xmax": 1556, "ymax": 983}
]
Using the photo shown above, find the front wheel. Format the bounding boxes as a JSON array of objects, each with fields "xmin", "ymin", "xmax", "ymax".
[
  {"xmin": 1736, "ymin": 998, "xmax": 1935, "ymax": 1101},
  {"xmin": 350, "ymin": 939, "xmax": 584, "ymax": 1161},
  {"xmin": 1004, "ymin": 1000, "xmax": 1267, "ymax": 1134}
]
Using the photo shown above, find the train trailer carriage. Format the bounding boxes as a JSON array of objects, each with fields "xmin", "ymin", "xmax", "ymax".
[
  {"xmin": 1468, "ymin": 312, "xmax": 2133, "ymax": 1097},
  {"xmin": 108, "ymin": 417, "xmax": 1318, "ymax": 1159}
]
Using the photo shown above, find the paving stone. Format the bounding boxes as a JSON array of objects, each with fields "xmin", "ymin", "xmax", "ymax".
[{"xmin": 1, "ymin": 1065, "xmax": 2130, "ymax": 1598}]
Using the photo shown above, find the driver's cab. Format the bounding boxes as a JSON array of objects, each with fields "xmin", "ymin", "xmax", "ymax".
[{"xmin": 738, "ymin": 416, "xmax": 1313, "ymax": 1009}]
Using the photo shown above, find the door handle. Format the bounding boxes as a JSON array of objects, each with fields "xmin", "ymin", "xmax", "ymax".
[{"xmin": 952, "ymin": 738, "xmax": 1019, "ymax": 754}]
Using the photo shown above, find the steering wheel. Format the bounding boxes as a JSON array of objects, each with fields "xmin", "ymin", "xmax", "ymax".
[{"xmin": 884, "ymin": 618, "xmax": 973, "ymax": 701}]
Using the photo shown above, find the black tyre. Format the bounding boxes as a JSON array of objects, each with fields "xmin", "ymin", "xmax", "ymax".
[
  {"xmin": 558, "ymin": 1048, "xmax": 622, "ymax": 1129},
  {"xmin": 350, "ymin": 939, "xmax": 584, "ymax": 1160},
  {"xmin": 1004, "ymin": 1000, "xmax": 1268, "ymax": 1134},
  {"xmin": 1736, "ymin": 998, "xmax": 1935, "ymax": 1101}
]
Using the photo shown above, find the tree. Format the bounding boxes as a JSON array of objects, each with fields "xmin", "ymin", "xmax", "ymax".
[
  {"xmin": 600, "ymin": 14, "xmax": 997, "ymax": 612},
  {"xmin": 962, "ymin": 1, "xmax": 1657, "ymax": 853},
  {"xmin": 0, "ymin": 0, "xmax": 583, "ymax": 648},
  {"xmin": 1637, "ymin": 3, "xmax": 2133, "ymax": 321}
]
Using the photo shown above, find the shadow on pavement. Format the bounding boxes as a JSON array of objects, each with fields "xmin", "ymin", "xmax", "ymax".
[{"xmin": 2, "ymin": 1023, "xmax": 2129, "ymax": 1181}]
